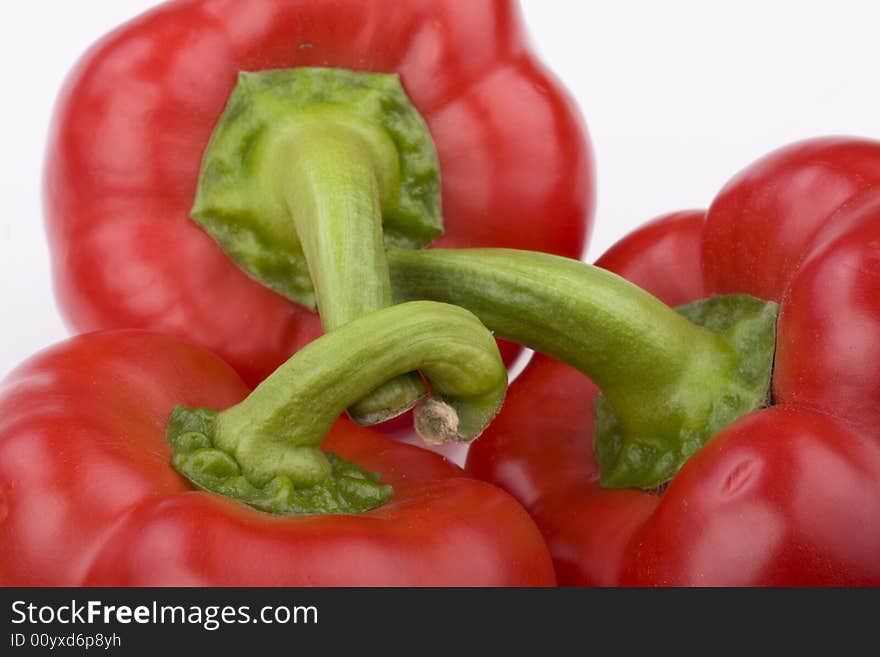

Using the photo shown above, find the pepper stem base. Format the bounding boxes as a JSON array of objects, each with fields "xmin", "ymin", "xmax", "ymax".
[
  {"xmin": 167, "ymin": 406, "xmax": 392, "ymax": 515},
  {"xmin": 595, "ymin": 294, "xmax": 778, "ymax": 489}
]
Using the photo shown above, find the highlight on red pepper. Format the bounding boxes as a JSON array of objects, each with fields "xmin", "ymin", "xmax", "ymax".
[
  {"xmin": 0, "ymin": 303, "xmax": 558, "ymax": 586},
  {"xmin": 390, "ymin": 136, "xmax": 880, "ymax": 585},
  {"xmin": 43, "ymin": 0, "xmax": 594, "ymax": 398}
]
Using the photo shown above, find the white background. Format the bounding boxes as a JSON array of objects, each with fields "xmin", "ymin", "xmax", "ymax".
[{"xmin": 1, "ymin": 0, "xmax": 878, "ymax": 378}]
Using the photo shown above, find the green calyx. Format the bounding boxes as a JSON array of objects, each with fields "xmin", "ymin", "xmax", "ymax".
[
  {"xmin": 168, "ymin": 407, "xmax": 391, "ymax": 515},
  {"xmin": 388, "ymin": 248, "xmax": 778, "ymax": 490},
  {"xmin": 166, "ymin": 301, "xmax": 507, "ymax": 515},
  {"xmin": 191, "ymin": 67, "xmax": 442, "ymax": 307},
  {"xmin": 594, "ymin": 294, "xmax": 778, "ymax": 489}
]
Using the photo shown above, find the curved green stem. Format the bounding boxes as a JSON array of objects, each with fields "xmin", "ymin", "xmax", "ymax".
[
  {"xmin": 168, "ymin": 301, "xmax": 507, "ymax": 514},
  {"xmin": 282, "ymin": 117, "xmax": 426, "ymax": 423},
  {"xmin": 389, "ymin": 248, "xmax": 777, "ymax": 488},
  {"xmin": 191, "ymin": 68, "xmax": 443, "ymax": 425}
]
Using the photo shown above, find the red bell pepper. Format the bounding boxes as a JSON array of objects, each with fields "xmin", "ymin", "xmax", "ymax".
[
  {"xmin": 44, "ymin": 0, "xmax": 593, "ymax": 404},
  {"xmin": 390, "ymin": 137, "xmax": 880, "ymax": 585},
  {"xmin": 0, "ymin": 301, "xmax": 555, "ymax": 586}
]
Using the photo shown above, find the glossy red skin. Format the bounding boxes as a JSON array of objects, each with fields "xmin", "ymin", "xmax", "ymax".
[
  {"xmin": 464, "ymin": 352, "xmax": 659, "ymax": 585},
  {"xmin": 595, "ymin": 209, "xmax": 707, "ymax": 306},
  {"xmin": 703, "ymin": 137, "xmax": 880, "ymax": 300},
  {"xmin": 622, "ymin": 407, "xmax": 880, "ymax": 585},
  {"xmin": 0, "ymin": 331, "xmax": 555, "ymax": 586},
  {"xmin": 774, "ymin": 188, "xmax": 880, "ymax": 436},
  {"xmin": 469, "ymin": 140, "xmax": 880, "ymax": 584},
  {"xmin": 44, "ymin": 0, "xmax": 594, "ymax": 386}
]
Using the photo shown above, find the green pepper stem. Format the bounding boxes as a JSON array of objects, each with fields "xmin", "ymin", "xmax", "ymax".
[
  {"xmin": 212, "ymin": 300, "xmax": 507, "ymax": 488},
  {"xmin": 282, "ymin": 116, "xmax": 426, "ymax": 423},
  {"xmin": 390, "ymin": 248, "xmax": 725, "ymax": 403},
  {"xmin": 191, "ymin": 68, "xmax": 444, "ymax": 426},
  {"xmin": 389, "ymin": 248, "xmax": 777, "ymax": 488}
]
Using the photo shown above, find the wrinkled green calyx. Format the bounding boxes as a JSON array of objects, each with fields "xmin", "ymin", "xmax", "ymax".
[
  {"xmin": 168, "ymin": 407, "xmax": 391, "ymax": 515},
  {"xmin": 595, "ymin": 294, "xmax": 778, "ymax": 489},
  {"xmin": 191, "ymin": 67, "xmax": 442, "ymax": 308}
]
